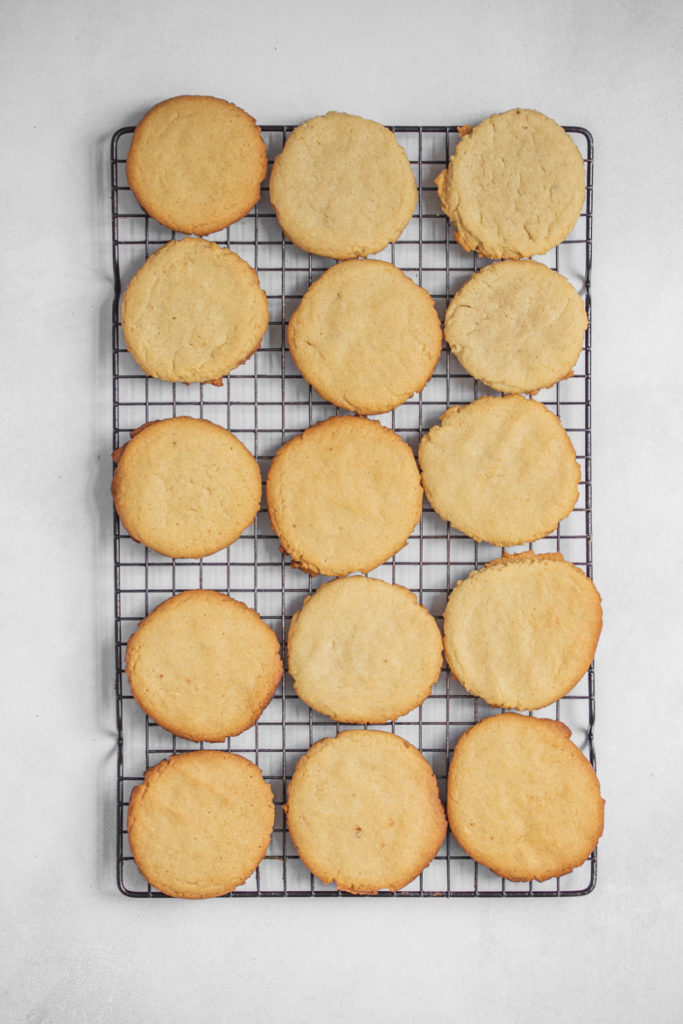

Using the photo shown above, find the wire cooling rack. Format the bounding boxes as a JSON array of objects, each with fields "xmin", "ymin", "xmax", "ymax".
[{"xmin": 111, "ymin": 121, "xmax": 595, "ymax": 897}]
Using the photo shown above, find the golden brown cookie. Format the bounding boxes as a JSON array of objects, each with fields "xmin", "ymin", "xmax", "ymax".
[
  {"xmin": 266, "ymin": 415, "xmax": 423, "ymax": 576},
  {"xmin": 444, "ymin": 260, "xmax": 588, "ymax": 394},
  {"xmin": 287, "ymin": 576, "xmax": 443, "ymax": 723},
  {"xmin": 443, "ymin": 552, "xmax": 602, "ymax": 710},
  {"xmin": 285, "ymin": 729, "xmax": 447, "ymax": 893},
  {"xmin": 111, "ymin": 417, "xmax": 262, "ymax": 559},
  {"xmin": 418, "ymin": 395, "xmax": 580, "ymax": 546},
  {"xmin": 269, "ymin": 111, "xmax": 417, "ymax": 259},
  {"xmin": 127, "ymin": 750, "xmax": 275, "ymax": 898},
  {"xmin": 447, "ymin": 713, "xmax": 605, "ymax": 882},
  {"xmin": 126, "ymin": 590, "xmax": 283, "ymax": 741},
  {"xmin": 436, "ymin": 109, "xmax": 586, "ymax": 259},
  {"xmin": 288, "ymin": 258, "xmax": 443, "ymax": 414},
  {"xmin": 126, "ymin": 95, "xmax": 267, "ymax": 235},
  {"xmin": 121, "ymin": 237, "xmax": 269, "ymax": 384}
]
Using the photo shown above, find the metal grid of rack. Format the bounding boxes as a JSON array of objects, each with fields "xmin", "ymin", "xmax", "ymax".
[{"xmin": 111, "ymin": 122, "xmax": 595, "ymax": 897}]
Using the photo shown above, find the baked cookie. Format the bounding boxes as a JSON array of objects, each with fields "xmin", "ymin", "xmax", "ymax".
[
  {"xmin": 126, "ymin": 95, "xmax": 267, "ymax": 235},
  {"xmin": 111, "ymin": 417, "xmax": 261, "ymax": 559},
  {"xmin": 443, "ymin": 552, "xmax": 602, "ymax": 710},
  {"xmin": 121, "ymin": 237, "xmax": 269, "ymax": 385},
  {"xmin": 269, "ymin": 111, "xmax": 417, "ymax": 259},
  {"xmin": 436, "ymin": 109, "xmax": 586, "ymax": 259},
  {"xmin": 127, "ymin": 750, "xmax": 274, "ymax": 898},
  {"xmin": 285, "ymin": 729, "xmax": 447, "ymax": 893},
  {"xmin": 288, "ymin": 259, "xmax": 443, "ymax": 414},
  {"xmin": 266, "ymin": 415, "xmax": 423, "ymax": 576},
  {"xmin": 126, "ymin": 590, "xmax": 283, "ymax": 741},
  {"xmin": 287, "ymin": 576, "xmax": 443, "ymax": 723},
  {"xmin": 447, "ymin": 713, "xmax": 604, "ymax": 882},
  {"xmin": 418, "ymin": 395, "xmax": 580, "ymax": 546},
  {"xmin": 444, "ymin": 260, "xmax": 588, "ymax": 394}
]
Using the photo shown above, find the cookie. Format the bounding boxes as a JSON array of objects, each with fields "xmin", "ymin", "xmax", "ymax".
[
  {"xmin": 126, "ymin": 95, "xmax": 267, "ymax": 236},
  {"xmin": 287, "ymin": 576, "xmax": 443, "ymax": 723},
  {"xmin": 418, "ymin": 395, "xmax": 580, "ymax": 546},
  {"xmin": 443, "ymin": 552, "xmax": 602, "ymax": 710},
  {"xmin": 266, "ymin": 415, "xmax": 423, "ymax": 576},
  {"xmin": 288, "ymin": 259, "xmax": 443, "ymax": 414},
  {"xmin": 285, "ymin": 729, "xmax": 447, "ymax": 893},
  {"xmin": 444, "ymin": 260, "xmax": 588, "ymax": 394},
  {"xmin": 447, "ymin": 713, "xmax": 605, "ymax": 882},
  {"xmin": 111, "ymin": 416, "xmax": 261, "ymax": 559},
  {"xmin": 127, "ymin": 750, "xmax": 275, "ymax": 898},
  {"xmin": 269, "ymin": 111, "xmax": 417, "ymax": 259},
  {"xmin": 121, "ymin": 237, "xmax": 269, "ymax": 385},
  {"xmin": 435, "ymin": 109, "xmax": 586, "ymax": 259},
  {"xmin": 126, "ymin": 590, "xmax": 283, "ymax": 741}
]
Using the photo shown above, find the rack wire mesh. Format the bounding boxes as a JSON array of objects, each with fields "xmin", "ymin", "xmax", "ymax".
[{"xmin": 111, "ymin": 122, "xmax": 595, "ymax": 897}]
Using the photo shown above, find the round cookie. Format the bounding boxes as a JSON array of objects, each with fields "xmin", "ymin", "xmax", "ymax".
[
  {"xmin": 287, "ymin": 576, "xmax": 443, "ymax": 723},
  {"xmin": 126, "ymin": 590, "xmax": 283, "ymax": 741},
  {"xmin": 288, "ymin": 259, "xmax": 443, "ymax": 414},
  {"xmin": 443, "ymin": 552, "xmax": 602, "ymax": 710},
  {"xmin": 435, "ymin": 109, "xmax": 586, "ymax": 259},
  {"xmin": 126, "ymin": 95, "xmax": 267, "ymax": 236},
  {"xmin": 127, "ymin": 750, "xmax": 275, "ymax": 898},
  {"xmin": 444, "ymin": 260, "xmax": 588, "ymax": 394},
  {"xmin": 266, "ymin": 415, "xmax": 423, "ymax": 576},
  {"xmin": 285, "ymin": 729, "xmax": 447, "ymax": 893},
  {"xmin": 121, "ymin": 237, "xmax": 269, "ymax": 385},
  {"xmin": 269, "ymin": 111, "xmax": 417, "ymax": 259},
  {"xmin": 447, "ymin": 713, "xmax": 605, "ymax": 882},
  {"xmin": 418, "ymin": 395, "xmax": 580, "ymax": 546},
  {"xmin": 111, "ymin": 417, "xmax": 262, "ymax": 559}
]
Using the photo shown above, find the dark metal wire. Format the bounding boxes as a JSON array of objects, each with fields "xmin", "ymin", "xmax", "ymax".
[{"xmin": 111, "ymin": 124, "xmax": 596, "ymax": 898}]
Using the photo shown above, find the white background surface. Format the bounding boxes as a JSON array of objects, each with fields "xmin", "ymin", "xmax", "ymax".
[{"xmin": 2, "ymin": 1, "xmax": 682, "ymax": 1021}]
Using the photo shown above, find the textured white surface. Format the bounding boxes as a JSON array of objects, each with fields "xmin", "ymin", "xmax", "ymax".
[{"xmin": 2, "ymin": 1, "xmax": 682, "ymax": 1021}]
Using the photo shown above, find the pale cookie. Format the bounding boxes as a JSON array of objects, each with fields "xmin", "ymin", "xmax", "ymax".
[
  {"xmin": 126, "ymin": 590, "xmax": 283, "ymax": 741},
  {"xmin": 444, "ymin": 260, "xmax": 588, "ymax": 394},
  {"xmin": 288, "ymin": 259, "xmax": 443, "ymax": 414},
  {"xmin": 126, "ymin": 95, "xmax": 267, "ymax": 235},
  {"xmin": 269, "ymin": 111, "xmax": 417, "ymax": 259},
  {"xmin": 127, "ymin": 750, "xmax": 275, "ymax": 898},
  {"xmin": 443, "ymin": 552, "xmax": 602, "ymax": 710},
  {"xmin": 111, "ymin": 417, "xmax": 261, "ymax": 559},
  {"xmin": 287, "ymin": 576, "xmax": 443, "ymax": 723},
  {"xmin": 121, "ymin": 237, "xmax": 269, "ymax": 385},
  {"xmin": 447, "ymin": 713, "xmax": 605, "ymax": 882},
  {"xmin": 436, "ymin": 109, "xmax": 586, "ymax": 259},
  {"xmin": 266, "ymin": 415, "xmax": 423, "ymax": 576},
  {"xmin": 285, "ymin": 729, "xmax": 447, "ymax": 893},
  {"xmin": 418, "ymin": 395, "xmax": 580, "ymax": 546}
]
